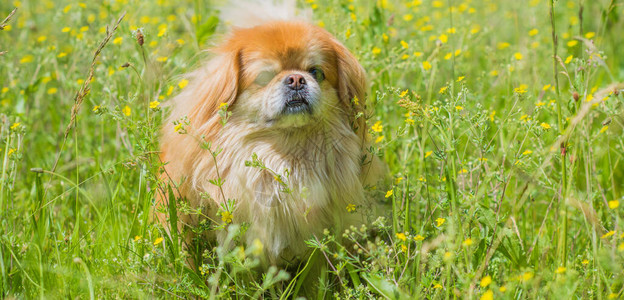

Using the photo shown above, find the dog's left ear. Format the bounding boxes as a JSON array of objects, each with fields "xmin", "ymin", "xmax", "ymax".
[{"xmin": 333, "ymin": 41, "xmax": 368, "ymax": 142}]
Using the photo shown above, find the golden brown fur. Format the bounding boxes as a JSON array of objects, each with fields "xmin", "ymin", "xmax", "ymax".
[{"xmin": 157, "ymin": 15, "xmax": 384, "ymax": 266}]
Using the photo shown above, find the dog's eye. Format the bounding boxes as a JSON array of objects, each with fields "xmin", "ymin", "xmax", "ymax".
[{"xmin": 309, "ymin": 67, "xmax": 325, "ymax": 82}]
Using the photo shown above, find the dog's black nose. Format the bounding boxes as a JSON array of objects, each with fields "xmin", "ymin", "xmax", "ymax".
[{"xmin": 284, "ymin": 74, "xmax": 306, "ymax": 90}]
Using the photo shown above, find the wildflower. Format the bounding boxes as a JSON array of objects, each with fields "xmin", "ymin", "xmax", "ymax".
[
  {"xmin": 221, "ymin": 211, "xmax": 233, "ymax": 223},
  {"xmin": 601, "ymin": 231, "xmax": 615, "ymax": 239},
  {"xmin": 457, "ymin": 76, "xmax": 465, "ymax": 82},
  {"xmin": 565, "ymin": 55, "xmax": 573, "ymax": 64},
  {"xmin": 178, "ymin": 79, "xmax": 189, "ymax": 89},
  {"xmin": 157, "ymin": 56, "xmax": 168, "ymax": 62},
  {"xmin": 20, "ymin": 55, "xmax": 34, "ymax": 64},
  {"xmin": 514, "ymin": 85, "xmax": 528, "ymax": 94},
  {"xmin": 414, "ymin": 235, "xmax": 425, "ymax": 241},
  {"xmin": 543, "ymin": 84, "xmax": 552, "ymax": 91},
  {"xmin": 433, "ymin": 283, "xmax": 442, "ymax": 289},
  {"xmin": 395, "ymin": 177, "xmax": 403, "ymax": 184},
  {"xmin": 514, "ymin": 52, "xmax": 523, "ymax": 60},
  {"xmin": 346, "ymin": 203, "xmax": 356, "ymax": 212},
  {"xmin": 47, "ymin": 88, "xmax": 58, "ymax": 95},
  {"xmin": 489, "ymin": 70, "xmax": 499, "ymax": 76},
  {"xmin": 618, "ymin": 243, "xmax": 624, "ymax": 252},
  {"xmin": 444, "ymin": 52, "xmax": 452, "ymax": 60},
  {"xmin": 455, "ymin": 106, "xmax": 463, "ymax": 111},
  {"xmin": 134, "ymin": 235, "xmax": 141, "ymax": 241},
  {"xmin": 555, "ymin": 267, "xmax": 566, "ymax": 274},
  {"xmin": 422, "ymin": 61, "xmax": 432, "ymax": 70},
  {"xmin": 150, "ymin": 101, "xmax": 160, "ymax": 109},
  {"xmin": 520, "ymin": 272, "xmax": 533, "ymax": 282},
  {"xmin": 174, "ymin": 123, "xmax": 183, "ymax": 133},
  {"xmin": 529, "ymin": 28, "xmax": 538, "ymax": 36},
  {"xmin": 581, "ymin": 259, "xmax": 589, "ymax": 265},
  {"xmin": 462, "ymin": 238, "xmax": 473, "ymax": 246},
  {"xmin": 480, "ymin": 290, "xmax": 493, "ymax": 300},
  {"xmin": 375, "ymin": 136, "xmax": 384, "ymax": 143},
  {"xmin": 122, "ymin": 105, "xmax": 131, "ymax": 116},
  {"xmin": 497, "ymin": 42, "xmax": 510, "ymax": 49},
  {"xmin": 57, "ymin": 52, "xmax": 67, "ymax": 58},
  {"xmin": 405, "ymin": 118, "xmax": 414, "ymax": 125},
  {"xmin": 62, "ymin": 27, "xmax": 70, "ymax": 33},
  {"xmin": 385, "ymin": 190, "xmax": 393, "ymax": 198},
  {"xmin": 400, "ymin": 244, "xmax": 407, "ymax": 252},
  {"xmin": 413, "ymin": 51, "xmax": 423, "ymax": 57},
  {"xmin": 480, "ymin": 275, "xmax": 492, "ymax": 287},
  {"xmin": 371, "ymin": 121, "xmax": 383, "ymax": 132},
  {"xmin": 536, "ymin": 101, "xmax": 545, "ymax": 107},
  {"xmin": 540, "ymin": 122, "xmax": 551, "ymax": 129},
  {"xmin": 470, "ymin": 24, "xmax": 481, "ymax": 34},
  {"xmin": 400, "ymin": 40, "xmax": 409, "ymax": 49},
  {"xmin": 10, "ymin": 123, "xmax": 20, "ymax": 130},
  {"xmin": 425, "ymin": 151, "xmax": 433, "ymax": 158},
  {"xmin": 252, "ymin": 239, "xmax": 263, "ymax": 256},
  {"xmin": 395, "ymin": 232, "xmax": 407, "ymax": 241},
  {"xmin": 153, "ymin": 237, "xmax": 163, "ymax": 245},
  {"xmin": 92, "ymin": 105, "xmax": 100, "ymax": 113},
  {"xmin": 438, "ymin": 34, "xmax": 448, "ymax": 43},
  {"xmin": 37, "ymin": 35, "xmax": 47, "ymax": 42},
  {"xmin": 435, "ymin": 217, "xmax": 445, "ymax": 226},
  {"xmin": 399, "ymin": 90, "xmax": 409, "ymax": 98},
  {"xmin": 522, "ymin": 150, "xmax": 533, "ymax": 155},
  {"xmin": 439, "ymin": 86, "xmax": 448, "ymax": 94},
  {"xmin": 608, "ymin": 200, "xmax": 619, "ymax": 209},
  {"xmin": 567, "ymin": 40, "xmax": 578, "ymax": 47},
  {"xmin": 372, "ymin": 47, "xmax": 381, "ymax": 55},
  {"xmin": 585, "ymin": 32, "xmax": 595, "ymax": 39}
]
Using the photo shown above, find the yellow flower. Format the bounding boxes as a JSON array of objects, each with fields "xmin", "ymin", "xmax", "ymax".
[
  {"xmin": 375, "ymin": 135, "xmax": 384, "ymax": 143},
  {"xmin": 57, "ymin": 52, "xmax": 67, "ymax": 58},
  {"xmin": 522, "ymin": 150, "xmax": 533, "ymax": 156},
  {"xmin": 565, "ymin": 55, "xmax": 573, "ymax": 64},
  {"xmin": 480, "ymin": 290, "xmax": 493, "ymax": 300},
  {"xmin": 20, "ymin": 55, "xmax": 34, "ymax": 64},
  {"xmin": 400, "ymin": 40, "xmax": 409, "ymax": 49},
  {"xmin": 178, "ymin": 79, "xmax": 189, "ymax": 89},
  {"xmin": 439, "ymin": 86, "xmax": 448, "ymax": 94},
  {"xmin": 122, "ymin": 105, "xmax": 131, "ymax": 116},
  {"xmin": 581, "ymin": 259, "xmax": 589, "ymax": 265},
  {"xmin": 395, "ymin": 232, "xmax": 407, "ymax": 241},
  {"xmin": 113, "ymin": 37, "xmax": 123, "ymax": 45},
  {"xmin": 372, "ymin": 47, "xmax": 381, "ymax": 55},
  {"xmin": 601, "ymin": 230, "xmax": 615, "ymax": 239},
  {"xmin": 600, "ymin": 126, "xmax": 609, "ymax": 134},
  {"xmin": 539, "ymin": 122, "xmax": 551, "ymax": 129},
  {"xmin": 10, "ymin": 122, "xmax": 20, "ymax": 130},
  {"xmin": 399, "ymin": 89, "xmax": 409, "ymax": 97},
  {"xmin": 618, "ymin": 243, "xmax": 624, "ymax": 252},
  {"xmin": 514, "ymin": 84, "xmax": 528, "ymax": 94},
  {"xmin": 413, "ymin": 51, "xmax": 423, "ymax": 57},
  {"xmin": 157, "ymin": 56, "xmax": 168, "ymax": 62},
  {"xmin": 555, "ymin": 267, "xmax": 566, "ymax": 274},
  {"xmin": 153, "ymin": 237, "xmax": 163, "ymax": 245},
  {"xmin": 47, "ymin": 88, "xmax": 58, "ymax": 95},
  {"xmin": 174, "ymin": 123, "xmax": 183, "ymax": 132},
  {"xmin": 521, "ymin": 272, "xmax": 533, "ymax": 282},
  {"xmin": 405, "ymin": 118, "xmax": 414, "ymax": 125},
  {"xmin": 134, "ymin": 235, "xmax": 141, "ymax": 241},
  {"xmin": 567, "ymin": 40, "xmax": 578, "ymax": 47},
  {"xmin": 497, "ymin": 42, "xmax": 510, "ymax": 49},
  {"xmin": 433, "ymin": 283, "xmax": 442, "ymax": 289},
  {"xmin": 490, "ymin": 110, "xmax": 496, "ymax": 121},
  {"xmin": 221, "ymin": 211, "xmax": 233, "ymax": 223},
  {"xmin": 62, "ymin": 27, "xmax": 71, "ymax": 33},
  {"xmin": 455, "ymin": 106, "xmax": 463, "ymax": 111},
  {"xmin": 371, "ymin": 121, "xmax": 383, "ymax": 133},
  {"xmin": 438, "ymin": 34, "xmax": 448, "ymax": 43},
  {"xmin": 425, "ymin": 151, "xmax": 433, "ymax": 158},
  {"xmin": 480, "ymin": 275, "xmax": 492, "ymax": 287},
  {"xmin": 500, "ymin": 286, "xmax": 507, "ymax": 292},
  {"xmin": 608, "ymin": 293, "xmax": 618, "ymax": 299},
  {"xmin": 422, "ymin": 61, "xmax": 432, "ymax": 70},
  {"xmin": 585, "ymin": 32, "xmax": 595, "ymax": 39},
  {"xmin": 37, "ymin": 35, "xmax": 47, "ymax": 42},
  {"xmin": 608, "ymin": 200, "xmax": 619, "ymax": 209},
  {"xmin": 346, "ymin": 203, "xmax": 356, "ymax": 212},
  {"xmin": 462, "ymin": 238, "xmax": 473, "ymax": 246},
  {"xmin": 385, "ymin": 190, "xmax": 393, "ymax": 198},
  {"xmin": 150, "ymin": 101, "xmax": 160, "ymax": 109},
  {"xmin": 489, "ymin": 70, "xmax": 499, "ymax": 77},
  {"xmin": 413, "ymin": 235, "xmax": 424, "ymax": 241},
  {"xmin": 435, "ymin": 217, "xmax": 445, "ymax": 227},
  {"xmin": 529, "ymin": 28, "xmax": 539, "ymax": 36},
  {"xmin": 514, "ymin": 52, "xmax": 523, "ymax": 60},
  {"xmin": 542, "ymin": 84, "xmax": 552, "ymax": 91},
  {"xmin": 457, "ymin": 76, "xmax": 465, "ymax": 82}
]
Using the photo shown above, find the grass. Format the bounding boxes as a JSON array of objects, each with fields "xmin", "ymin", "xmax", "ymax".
[{"xmin": 1, "ymin": 0, "xmax": 624, "ymax": 298}]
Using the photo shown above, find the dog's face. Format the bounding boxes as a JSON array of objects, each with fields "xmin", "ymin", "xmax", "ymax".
[{"xmin": 186, "ymin": 21, "xmax": 367, "ymax": 139}]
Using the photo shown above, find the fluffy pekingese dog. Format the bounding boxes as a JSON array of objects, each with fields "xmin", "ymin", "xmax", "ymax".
[{"xmin": 158, "ymin": 0, "xmax": 385, "ymax": 266}]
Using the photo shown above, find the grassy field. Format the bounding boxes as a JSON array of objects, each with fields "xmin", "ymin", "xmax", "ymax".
[{"xmin": 1, "ymin": 0, "xmax": 624, "ymax": 298}]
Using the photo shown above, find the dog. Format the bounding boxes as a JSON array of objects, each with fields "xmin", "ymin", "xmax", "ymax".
[{"xmin": 157, "ymin": 0, "xmax": 385, "ymax": 267}]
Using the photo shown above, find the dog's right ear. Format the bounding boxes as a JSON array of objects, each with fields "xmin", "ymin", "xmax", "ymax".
[{"xmin": 185, "ymin": 49, "xmax": 241, "ymax": 134}]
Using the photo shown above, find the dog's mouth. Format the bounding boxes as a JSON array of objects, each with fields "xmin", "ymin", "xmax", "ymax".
[{"xmin": 283, "ymin": 93, "xmax": 312, "ymax": 115}]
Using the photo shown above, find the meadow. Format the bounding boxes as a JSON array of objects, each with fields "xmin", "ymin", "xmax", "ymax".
[{"xmin": 1, "ymin": 0, "xmax": 624, "ymax": 298}]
